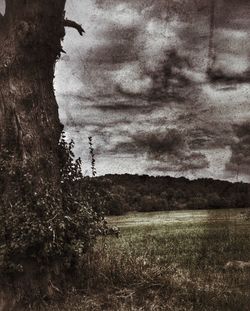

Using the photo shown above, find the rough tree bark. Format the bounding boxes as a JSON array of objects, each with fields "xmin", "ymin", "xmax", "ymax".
[
  {"xmin": 0, "ymin": 0, "xmax": 84, "ymax": 187},
  {"xmin": 0, "ymin": 1, "xmax": 84, "ymax": 308},
  {"xmin": 0, "ymin": 1, "xmax": 65, "ymax": 184}
]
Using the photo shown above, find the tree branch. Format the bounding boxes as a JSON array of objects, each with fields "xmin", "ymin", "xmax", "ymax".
[{"xmin": 64, "ymin": 19, "xmax": 85, "ymax": 36}]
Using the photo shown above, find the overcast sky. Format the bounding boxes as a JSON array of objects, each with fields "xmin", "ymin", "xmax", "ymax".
[{"xmin": 1, "ymin": 0, "xmax": 250, "ymax": 181}]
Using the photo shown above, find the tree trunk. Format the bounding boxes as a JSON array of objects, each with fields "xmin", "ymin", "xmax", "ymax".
[
  {"xmin": 0, "ymin": 1, "xmax": 83, "ymax": 308},
  {"xmin": 0, "ymin": 0, "xmax": 66, "ymax": 189}
]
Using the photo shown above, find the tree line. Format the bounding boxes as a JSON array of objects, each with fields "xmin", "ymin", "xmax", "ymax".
[{"xmin": 84, "ymin": 174, "xmax": 250, "ymax": 216}]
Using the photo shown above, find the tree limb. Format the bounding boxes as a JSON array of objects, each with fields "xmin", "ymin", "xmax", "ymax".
[{"xmin": 64, "ymin": 19, "xmax": 85, "ymax": 36}]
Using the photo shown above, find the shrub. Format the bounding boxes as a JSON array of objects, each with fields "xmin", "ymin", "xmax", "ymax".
[{"xmin": 0, "ymin": 133, "xmax": 106, "ymax": 287}]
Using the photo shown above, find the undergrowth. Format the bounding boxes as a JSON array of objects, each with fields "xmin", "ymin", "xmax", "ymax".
[{"xmin": 0, "ymin": 133, "xmax": 108, "ymax": 304}]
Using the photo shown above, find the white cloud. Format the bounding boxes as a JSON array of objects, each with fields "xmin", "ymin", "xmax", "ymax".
[
  {"xmin": 107, "ymin": 4, "xmax": 142, "ymax": 27},
  {"xmin": 213, "ymin": 29, "xmax": 250, "ymax": 75},
  {"xmin": 214, "ymin": 53, "xmax": 249, "ymax": 76},
  {"xmin": 112, "ymin": 62, "xmax": 153, "ymax": 95}
]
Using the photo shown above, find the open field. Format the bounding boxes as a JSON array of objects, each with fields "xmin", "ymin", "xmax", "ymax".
[{"xmin": 49, "ymin": 209, "xmax": 250, "ymax": 311}]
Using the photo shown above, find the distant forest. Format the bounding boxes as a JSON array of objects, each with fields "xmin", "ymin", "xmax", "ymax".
[{"xmin": 84, "ymin": 174, "xmax": 250, "ymax": 216}]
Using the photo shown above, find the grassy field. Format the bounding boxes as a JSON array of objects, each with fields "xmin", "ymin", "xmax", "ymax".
[{"xmin": 49, "ymin": 209, "xmax": 250, "ymax": 311}]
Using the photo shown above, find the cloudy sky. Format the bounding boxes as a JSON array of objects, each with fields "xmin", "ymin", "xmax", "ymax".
[{"xmin": 1, "ymin": 0, "xmax": 250, "ymax": 181}]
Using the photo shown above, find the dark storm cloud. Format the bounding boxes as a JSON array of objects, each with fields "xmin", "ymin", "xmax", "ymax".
[
  {"xmin": 68, "ymin": 0, "xmax": 203, "ymax": 100},
  {"xmin": 64, "ymin": 0, "xmax": 229, "ymax": 100},
  {"xmin": 188, "ymin": 124, "xmax": 233, "ymax": 150},
  {"xmin": 86, "ymin": 24, "xmax": 140, "ymax": 65},
  {"xmin": 216, "ymin": 0, "xmax": 250, "ymax": 30},
  {"xmin": 93, "ymin": 102, "xmax": 155, "ymax": 112},
  {"xmin": 147, "ymin": 49, "xmax": 197, "ymax": 101},
  {"xmin": 55, "ymin": 0, "xmax": 250, "ymax": 179},
  {"xmin": 149, "ymin": 152, "xmax": 209, "ymax": 173},
  {"xmin": 109, "ymin": 128, "xmax": 185, "ymax": 158},
  {"xmin": 208, "ymin": 0, "xmax": 250, "ymax": 78},
  {"xmin": 226, "ymin": 122, "xmax": 250, "ymax": 175},
  {"xmin": 80, "ymin": 0, "xmax": 250, "ymax": 101},
  {"xmin": 133, "ymin": 129, "xmax": 185, "ymax": 159},
  {"xmin": 110, "ymin": 128, "xmax": 209, "ymax": 172},
  {"xmin": 94, "ymin": 0, "xmax": 208, "ymax": 19}
]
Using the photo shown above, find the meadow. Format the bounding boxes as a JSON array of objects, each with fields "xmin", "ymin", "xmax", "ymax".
[{"xmin": 49, "ymin": 209, "xmax": 250, "ymax": 311}]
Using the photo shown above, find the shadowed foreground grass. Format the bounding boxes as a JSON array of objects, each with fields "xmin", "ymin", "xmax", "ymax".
[{"xmin": 48, "ymin": 210, "xmax": 250, "ymax": 311}]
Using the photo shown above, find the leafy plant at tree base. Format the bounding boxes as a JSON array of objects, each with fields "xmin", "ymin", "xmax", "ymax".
[{"xmin": 0, "ymin": 132, "xmax": 108, "ymax": 302}]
